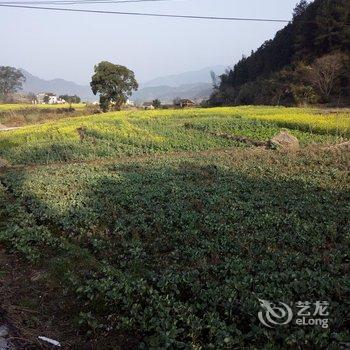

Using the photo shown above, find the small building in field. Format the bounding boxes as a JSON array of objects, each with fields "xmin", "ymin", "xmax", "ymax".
[
  {"xmin": 48, "ymin": 95, "xmax": 58, "ymax": 104},
  {"xmin": 142, "ymin": 102, "xmax": 155, "ymax": 110},
  {"xmin": 56, "ymin": 97, "xmax": 66, "ymax": 104},
  {"xmin": 174, "ymin": 99, "xmax": 196, "ymax": 108}
]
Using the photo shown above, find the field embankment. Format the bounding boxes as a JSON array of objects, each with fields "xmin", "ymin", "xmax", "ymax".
[{"xmin": 0, "ymin": 103, "xmax": 85, "ymax": 112}]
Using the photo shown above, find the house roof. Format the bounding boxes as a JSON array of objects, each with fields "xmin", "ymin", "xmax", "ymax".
[{"xmin": 174, "ymin": 99, "xmax": 196, "ymax": 104}]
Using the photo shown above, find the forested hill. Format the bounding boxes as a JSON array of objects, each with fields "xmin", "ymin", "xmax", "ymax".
[{"xmin": 210, "ymin": 0, "xmax": 350, "ymax": 107}]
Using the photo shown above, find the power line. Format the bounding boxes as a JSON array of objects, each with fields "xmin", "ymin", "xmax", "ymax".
[
  {"xmin": 0, "ymin": 0, "xmax": 168, "ymax": 4},
  {"xmin": 0, "ymin": 4, "xmax": 291, "ymax": 22},
  {"xmin": 0, "ymin": 0, "xmax": 170, "ymax": 5}
]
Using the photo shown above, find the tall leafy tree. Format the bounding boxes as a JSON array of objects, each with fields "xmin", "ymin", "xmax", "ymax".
[
  {"xmin": 0, "ymin": 66, "xmax": 25, "ymax": 101},
  {"xmin": 59, "ymin": 94, "xmax": 81, "ymax": 104},
  {"xmin": 152, "ymin": 99, "xmax": 161, "ymax": 109},
  {"xmin": 90, "ymin": 61, "xmax": 138, "ymax": 112}
]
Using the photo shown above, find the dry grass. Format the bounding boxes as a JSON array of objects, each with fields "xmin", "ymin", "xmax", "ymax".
[
  {"xmin": 0, "ymin": 103, "xmax": 85, "ymax": 112},
  {"xmin": 0, "ymin": 105, "xmax": 100, "ymax": 127}
]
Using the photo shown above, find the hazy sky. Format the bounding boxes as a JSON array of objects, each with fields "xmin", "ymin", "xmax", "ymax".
[{"xmin": 1, "ymin": 0, "xmax": 300, "ymax": 84}]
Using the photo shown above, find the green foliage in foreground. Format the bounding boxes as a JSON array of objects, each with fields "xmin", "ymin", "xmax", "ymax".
[
  {"xmin": 1, "ymin": 147, "xmax": 349, "ymax": 348},
  {"xmin": 0, "ymin": 107, "xmax": 349, "ymax": 165}
]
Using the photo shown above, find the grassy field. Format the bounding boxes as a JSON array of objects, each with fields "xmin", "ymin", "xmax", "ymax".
[
  {"xmin": 0, "ymin": 103, "xmax": 98, "ymax": 128},
  {"xmin": 0, "ymin": 103, "xmax": 85, "ymax": 112},
  {"xmin": 0, "ymin": 106, "xmax": 349, "ymax": 348},
  {"xmin": 0, "ymin": 106, "xmax": 349, "ymax": 165}
]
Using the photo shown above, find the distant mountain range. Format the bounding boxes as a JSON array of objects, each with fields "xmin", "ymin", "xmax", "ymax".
[
  {"xmin": 133, "ymin": 65, "xmax": 226, "ymax": 103},
  {"xmin": 142, "ymin": 65, "xmax": 226, "ymax": 88},
  {"xmin": 19, "ymin": 65, "xmax": 227, "ymax": 103},
  {"xmin": 132, "ymin": 83, "xmax": 213, "ymax": 104},
  {"xmin": 21, "ymin": 70, "xmax": 95, "ymax": 101}
]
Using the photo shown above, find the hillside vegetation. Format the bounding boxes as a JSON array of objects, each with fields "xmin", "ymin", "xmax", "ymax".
[
  {"xmin": 0, "ymin": 107, "xmax": 349, "ymax": 348},
  {"xmin": 210, "ymin": 0, "xmax": 350, "ymax": 106}
]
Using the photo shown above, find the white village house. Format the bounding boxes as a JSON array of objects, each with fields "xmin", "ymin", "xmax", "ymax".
[
  {"xmin": 126, "ymin": 99, "xmax": 135, "ymax": 107},
  {"xmin": 34, "ymin": 93, "xmax": 66, "ymax": 105}
]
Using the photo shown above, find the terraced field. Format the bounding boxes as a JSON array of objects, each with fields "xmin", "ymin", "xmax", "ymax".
[
  {"xmin": 0, "ymin": 106, "xmax": 349, "ymax": 349},
  {"xmin": 0, "ymin": 106, "xmax": 349, "ymax": 165}
]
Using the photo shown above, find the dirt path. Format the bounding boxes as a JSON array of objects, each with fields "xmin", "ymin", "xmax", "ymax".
[
  {"xmin": 0, "ymin": 124, "xmax": 20, "ymax": 132},
  {"xmin": 0, "ymin": 248, "xmax": 84, "ymax": 349},
  {"xmin": 0, "ymin": 249, "xmax": 51, "ymax": 349}
]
